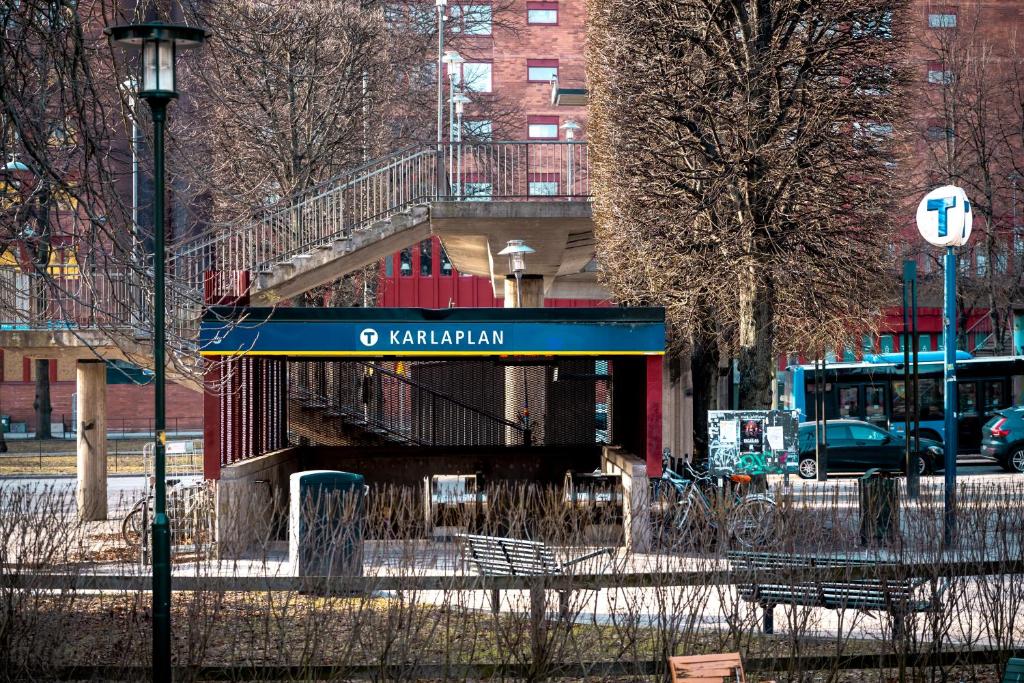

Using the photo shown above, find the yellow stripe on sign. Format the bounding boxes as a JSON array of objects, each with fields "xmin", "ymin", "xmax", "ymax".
[{"xmin": 199, "ymin": 350, "xmax": 664, "ymax": 357}]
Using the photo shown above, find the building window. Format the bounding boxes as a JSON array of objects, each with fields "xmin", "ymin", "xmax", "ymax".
[
  {"xmin": 927, "ymin": 61, "xmax": 953, "ymax": 84},
  {"xmin": 527, "ymin": 59, "xmax": 559, "ymax": 83},
  {"xmin": 440, "ymin": 244, "xmax": 454, "ymax": 275},
  {"xmin": 976, "ymin": 252, "xmax": 987, "ymax": 276},
  {"xmin": 463, "ymin": 177, "xmax": 493, "ymax": 200},
  {"xmin": 420, "ymin": 239, "xmax": 432, "ymax": 276},
  {"xmin": 385, "ymin": 254, "xmax": 394, "ymax": 277},
  {"xmin": 451, "ymin": 3, "xmax": 492, "ymax": 35},
  {"xmin": 854, "ymin": 66, "xmax": 894, "ymax": 96},
  {"xmin": 528, "ymin": 173, "xmax": 560, "ymax": 196},
  {"xmin": 926, "ymin": 124, "xmax": 954, "ymax": 141},
  {"xmin": 399, "ymin": 247, "xmax": 413, "ymax": 276},
  {"xmin": 928, "ymin": 11, "xmax": 957, "ymax": 28},
  {"xmin": 527, "ymin": 1, "xmax": 557, "ymax": 24},
  {"xmin": 463, "ymin": 62, "xmax": 492, "ymax": 93},
  {"xmin": 853, "ymin": 10, "xmax": 893, "ymax": 38},
  {"xmin": 463, "ymin": 119, "xmax": 493, "ymax": 141},
  {"xmin": 527, "ymin": 115, "xmax": 559, "ymax": 139}
]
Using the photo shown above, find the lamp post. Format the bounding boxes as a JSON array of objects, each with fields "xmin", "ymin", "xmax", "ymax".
[
  {"xmin": 435, "ymin": 0, "xmax": 447, "ymax": 194},
  {"xmin": 106, "ymin": 22, "xmax": 207, "ymax": 682},
  {"xmin": 498, "ymin": 240, "xmax": 536, "ymax": 443},
  {"xmin": 442, "ymin": 50, "xmax": 463, "ymax": 194},
  {"xmin": 560, "ymin": 120, "xmax": 580, "ymax": 196},
  {"xmin": 916, "ymin": 184, "xmax": 972, "ymax": 546},
  {"xmin": 453, "ymin": 92, "xmax": 470, "ymax": 198}
]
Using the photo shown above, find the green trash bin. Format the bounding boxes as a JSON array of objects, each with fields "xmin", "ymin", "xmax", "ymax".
[
  {"xmin": 859, "ymin": 468, "xmax": 900, "ymax": 546},
  {"xmin": 0, "ymin": 415, "xmax": 10, "ymax": 433},
  {"xmin": 289, "ymin": 470, "xmax": 366, "ymax": 579}
]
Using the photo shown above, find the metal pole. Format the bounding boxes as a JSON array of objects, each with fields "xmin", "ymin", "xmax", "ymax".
[
  {"xmin": 148, "ymin": 97, "xmax": 172, "ymax": 683},
  {"xmin": 436, "ymin": 4, "xmax": 445, "ymax": 196},
  {"xmin": 905, "ymin": 259, "xmax": 920, "ymax": 499},
  {"xmin": 912, "ymin": 274, "xmax": 921, "ymax": 491},
  {"xmin": 818, "ymin": 355, "xmax": 828, "ymax": 482},
  {"xmin": 456, "ymin": 109, "xmax": 463, "ymax": 199},
  {"xmin": 448, "ymin": 76, "xmax": 455, "ymax": 193},
  {"xmin": 943, "ymin": 246, "xmax": 958, "ymax": 544}
]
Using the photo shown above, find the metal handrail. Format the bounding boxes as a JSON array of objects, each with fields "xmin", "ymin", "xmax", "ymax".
[
  {"xmin": 357, "ymin": 361, "xmax": 525, "ymax": 433},
  {"xmin": 291, "ymin": 360, "xmax": 528, "ymax": 447},
  {"xmin": 0, "ymin": 142, "xmax": 592, "ymax": 350}
]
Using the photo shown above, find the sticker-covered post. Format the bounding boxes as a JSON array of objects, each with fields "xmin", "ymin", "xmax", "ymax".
[{"xmin": 916, "ymin": 185, "xmax": 973, "ymax": 545}]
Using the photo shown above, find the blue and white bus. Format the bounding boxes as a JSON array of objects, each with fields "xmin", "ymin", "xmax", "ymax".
[{"xmin": 780, "ymin": 353, "xmax": 1024, "ymax": 453}]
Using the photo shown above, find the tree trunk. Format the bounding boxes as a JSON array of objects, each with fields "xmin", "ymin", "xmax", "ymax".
[
  {"xmin": 34, "ymin": 359, "xmax": 52, "ymax": 439},
  {"xmin": 737, "ymin": 272, "xmax": 776, "ymax": 409},
  {"xmin": 690, "ymin": 335, "xmax": 719, "ymax": 465}
]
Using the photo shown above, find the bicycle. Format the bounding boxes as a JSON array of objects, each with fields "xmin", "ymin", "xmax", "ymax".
[
  {"xmin": 660, "ymin": 461, "xmax": 779, "ymax": 549},
  {"xmin": 121, "ymin": 477, "xmax": 212, "ymax": 548}
]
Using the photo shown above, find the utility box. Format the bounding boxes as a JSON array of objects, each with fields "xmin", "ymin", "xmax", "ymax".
[
  {"xmin": 289, "ymin": 470, "xmax": 366, "ymax": 577},
  {"xmin": 859, "ymin": 468, "xmax": 900, "ymax": 546}
]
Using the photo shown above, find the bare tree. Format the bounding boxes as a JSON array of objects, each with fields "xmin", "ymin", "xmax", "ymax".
[{"xmin": 588, "ymin": 0, "xmax": 911, "ymax": 408}]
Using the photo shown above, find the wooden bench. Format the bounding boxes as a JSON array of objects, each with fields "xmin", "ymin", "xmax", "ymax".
[
  {"xmin": 728, "ymin": 551, "xmax": 943, "ymax": 638},
  {"xmin": 458, "ymin": 534, "xmax": 612, "ymax": 614},
  {"xmin": 668, "ymin": 652, "xmax": 745, "ymax": 683},
  {"xmin": 1004, "ymin": 657, "xmax": 1024, "ymax": 682}
]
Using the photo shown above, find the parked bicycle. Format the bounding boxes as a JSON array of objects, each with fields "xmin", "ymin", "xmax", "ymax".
[
  {"xmin": 121, "ymin": 476, "xmax": 212, "ymax": 548},
  {"xmin": 657, "ymin": 460, "xmax": 779, "ymax": 549}
]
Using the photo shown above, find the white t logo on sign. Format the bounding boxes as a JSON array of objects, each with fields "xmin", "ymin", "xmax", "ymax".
[{"xmin": 359, "ymin": 329, "xmax": 378, "ymax": 347}]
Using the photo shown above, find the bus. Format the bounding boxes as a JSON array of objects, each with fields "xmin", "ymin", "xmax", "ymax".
[{"xmin": 780, "ymin": 352, "xmax": 1024, "ymax": 453}]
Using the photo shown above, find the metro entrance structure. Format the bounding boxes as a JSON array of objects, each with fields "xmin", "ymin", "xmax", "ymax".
[{"xmin": 199, "ymin": 305, "xmax": 665, "ymax": 552}]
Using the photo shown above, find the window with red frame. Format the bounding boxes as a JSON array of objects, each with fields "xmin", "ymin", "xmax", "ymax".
[
  {"xmin": 527, "ymin": 59, "xmax": 558, "ymax": 83},
  {"xmin": 527, "ymin": 1, "xmax": 557, "ymax": 24},
  {"xmin": 528, "ymin": 172, "xmax": 560, "ymax": 196},
  {"xmin": 527, "ymin": 115, "xmax": 559, "ymax": 139}
]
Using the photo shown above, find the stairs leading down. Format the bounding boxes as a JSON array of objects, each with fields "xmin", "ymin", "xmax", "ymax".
[{"xmin": 288, "ymin": 360, "xmax": 529, "ymax": 448}]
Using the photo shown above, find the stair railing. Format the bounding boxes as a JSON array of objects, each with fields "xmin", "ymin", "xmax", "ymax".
[{"xmin": 290, "ymin": 360, "xmax": 529, "ymax": 447}]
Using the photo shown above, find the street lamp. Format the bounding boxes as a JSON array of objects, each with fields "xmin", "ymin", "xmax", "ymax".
[
  {"xmin": 435, "ymin": 0, "xmax": 447, "ymax": 194},
  {"xmin": 560, "ymin": 120, "xmax": 580, "ymax": 196},
  {"xmin": 916, "ymin": 184, "xmax": 972, "ymax": 545},
  {"xmin": 453, "ymin": 92, "xmax": 470, "ymax": 198},
  {"xmin": 442, "ymin": 50, "xmax": 464, "ymax": 194},
  {"xmin": 497, "ymin": 240, "xmax": 535, "ymax": 443},
  {"xmin": 105, "ymin": 21, "xmax": 207, "ymax": 683},
  {"xmin": 497, "ymin": 239, "xmax": 535, "ymax": 307}
]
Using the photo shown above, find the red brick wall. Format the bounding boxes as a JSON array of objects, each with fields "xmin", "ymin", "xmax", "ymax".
[{"xmin": 0, "ymin": 380, "xmax": 203, "ymax": 432}]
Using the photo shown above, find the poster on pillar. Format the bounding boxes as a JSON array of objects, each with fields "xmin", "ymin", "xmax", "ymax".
[{"xmin": 707, "ymin": 410, "xmax": 800, "ymax": 476}]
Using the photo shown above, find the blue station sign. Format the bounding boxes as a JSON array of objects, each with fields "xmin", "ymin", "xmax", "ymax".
[{"xmin": 199, "ymin": 307, "xmax": 665, "ymax": 357}]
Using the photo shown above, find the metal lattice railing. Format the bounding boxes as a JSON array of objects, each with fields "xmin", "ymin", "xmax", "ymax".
[
  {"xmin": 289, "ymin": 359, "xmax": 530, "ymax": 447},
  {"xmin": 0, "ymin": 142, "xmax": 591, "ymax": 358}
]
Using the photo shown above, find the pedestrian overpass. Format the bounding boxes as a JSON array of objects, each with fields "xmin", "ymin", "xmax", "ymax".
[{"xmin": 0, "ymin": 141, "xmax": 598, "ymax": 376}]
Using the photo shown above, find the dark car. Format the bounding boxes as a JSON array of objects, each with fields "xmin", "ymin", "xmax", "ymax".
[
  {"xmin": 797, "ymin": 419, "xmax": 945, "ymax": 480},
  {"xmin": 980, "ymin": 408, "xmax": 1024, "ymax": 473}
]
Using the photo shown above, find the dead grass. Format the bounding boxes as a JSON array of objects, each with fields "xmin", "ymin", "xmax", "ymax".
[
  {"xmin": 0, "ymin": 453, "xmax": 147, "ymax": 475},
  {"xmin": 0, "ymin": 439, "xmax": 151, "ymax": 475}
]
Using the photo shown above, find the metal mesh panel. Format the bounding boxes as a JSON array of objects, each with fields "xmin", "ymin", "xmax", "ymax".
[{"xmin": 287, "ymin": 358, "xmax": 611, "ymax": 448}]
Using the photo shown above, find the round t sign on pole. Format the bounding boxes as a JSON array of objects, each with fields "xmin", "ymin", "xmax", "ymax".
[
  {"xmin": 916, "ymin": 184, "xmax": 972, "ymax": 546},
  {"xmin": 916, "ymin": 185, "xmax": 972, "ymax": 247}
]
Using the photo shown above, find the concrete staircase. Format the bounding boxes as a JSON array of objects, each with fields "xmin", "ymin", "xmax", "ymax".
[{"xmin": 250, "ymin": 204, "xmax": 431, "ymax": 305}]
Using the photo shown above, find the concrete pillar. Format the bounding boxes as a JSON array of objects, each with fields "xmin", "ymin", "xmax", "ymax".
[
  {"xmin": 503, "ymin": 274, "xmax": 544, "ymax": 308},
  {"xmin": 76, "ymin": 360, "xmax": 107, "ymax": 521},
  {"xmin": 602, "ymin": 447, "xmax": 651, "ymax": 553},
  {"xmin": 504, "ymin": 275, "xmax": 546, "ymax": 445}
]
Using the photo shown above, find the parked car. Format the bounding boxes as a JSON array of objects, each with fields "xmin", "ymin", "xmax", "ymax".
[
  {"xmin": 796, "ymin": 419, "xmax": 945, "ymax": 479},
  {"xmin": 980, "ymin": 408, "xmax": 1024, "ymax": 473}
]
